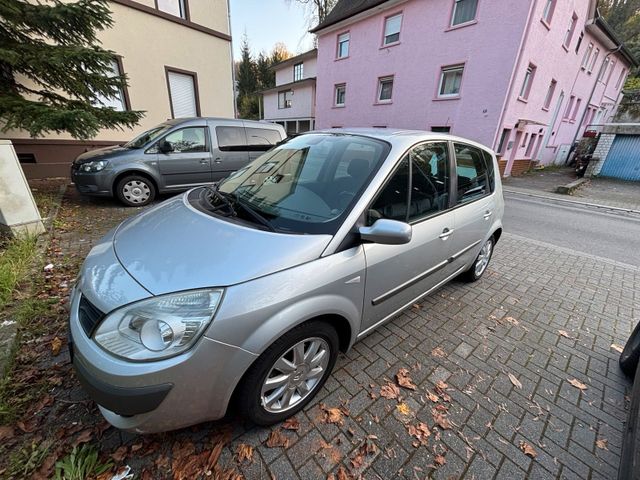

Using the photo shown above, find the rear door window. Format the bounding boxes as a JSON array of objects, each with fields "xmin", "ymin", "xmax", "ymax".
[
  {"xmin": 409, "ymin": 142, "xmax": 451, "ymax": 221},
  {"xmin": 454, "ymin": 143, "xmax": 489, "ymax": 204},
  {"xmin": 216, "ymin": 126, "xmax": 248, "ymax": 151},
  {"xmin": 245, "ymin": 128, "xmax": 283, "ymax": 151}
]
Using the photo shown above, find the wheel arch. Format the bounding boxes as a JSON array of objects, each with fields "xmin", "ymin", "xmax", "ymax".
[{"xmin": 112, "ymin": 169, "xmax": 160, "ymax": 197}]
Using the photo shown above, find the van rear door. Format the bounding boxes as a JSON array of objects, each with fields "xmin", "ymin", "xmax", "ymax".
[
  {"xmin": 244, "ymin": 125, "xmax": 284, "ymax": 161},
  {"xmin": 210, "ymin": 123, "xmax": 250, "ymax": 181}
]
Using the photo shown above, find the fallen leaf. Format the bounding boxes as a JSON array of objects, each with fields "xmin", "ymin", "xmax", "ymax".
[
  {"xmin": 434, "ymin": 454, "xmax": 447, "ymax": 466},
  {"xmin": 568, "ymin": 378, "xmax": 588, "ymax": 390},
  {"xmin": 321, "ymin": 404, "xmax": 345, "ymax": 425},
  {"xmin": 73, "ymin": 429, "xmax": 93, "ymax": 446},
  {"xmin": 236, "ymin": 444, "xmax": 253, "ymax": 463},
  {"xmin": 611, "ymin": 344, "xmax": 624, "ymax": 353},
  {"xmin": 51, "ymin": 337, "xmax": 63, "ymax": 356},
  {"xmin": 0, "ymin": 426, "xmax": 14, "ymax": 441},
  {"xmin": 336, "ymin": 466, "xmax": 352, "ymax": 480},
  {"xmin": 265, "ymin": 430, "xmax": 290, "ymax": 448},
  {"xmin": 396, "ymin": 402, "xmax": 412, "ymax": 416},
  {"xmin": 596, "ymin": 439, "xmax": 608, "ymax": 450},
  {"xmin": 111, "ymin": 446, "xmax": 128, "ymax": 462},
  {"xmin": 504, "ymin": 316, "xmax": 519, "ymax": 326},
  {"xmin": 16, "ymin": 418, "xmax": 38, "ymax": 433},
  {"xmin": 407, "ymin": 422, "xmax": 431, "ymax": 445},
  {"xmin": 380, "ymin": 383, "xmax": 400, "ymax": 399},
  {"xmin": 432, "ymin": 410, "xmax": 452, "ymax": 430},
  {"xmin": 508, "ymin": 373, "xmax": 522, "ymax": 389},
  {"xmin": 426, "ymin": 391, "xmax": 439, "ymax": 403},
  {"xmin": 431, "ymin": 347, "xmax": 446, "ymax": 358},
  {"xmin": 519, "ymin": 441, "xmax": 537, "ymax": 458},
  {"xmin": 558, "ymin": 330, "xmax": 571, "ymax": 339},
  {"xmin": 282, "ymin": 417, "xmax": 300, "ymax": 431},
  {"xmin": 396, "ymin": 368, "xmax": 417, "ymax": 390},
  {"xmin": 412, "ymin": 303, "xmax": 421, "ymax": 310}
]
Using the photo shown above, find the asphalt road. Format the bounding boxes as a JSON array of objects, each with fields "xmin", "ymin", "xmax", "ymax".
[{"xmin": 503, "ymin": 190, "xmax": 640, "ymax": 267}]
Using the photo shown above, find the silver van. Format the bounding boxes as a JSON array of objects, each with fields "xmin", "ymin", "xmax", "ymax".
[
  {"xmin": 69, "ymin": 129, "xmax": 504, "ymax": 433},
  {"xmin": 70, "ymin": 118, "xmax": 286, "ymax": 206}
]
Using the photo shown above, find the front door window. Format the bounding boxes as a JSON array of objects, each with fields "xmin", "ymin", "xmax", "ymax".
[{"xmin": 162, "ymin": 127, "xmax": 208, "ymax": 153}]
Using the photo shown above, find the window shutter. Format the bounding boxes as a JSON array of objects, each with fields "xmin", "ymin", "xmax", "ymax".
[{"xmin": 168, "ymin": 71, "xmax": 198, "ymax": 118}]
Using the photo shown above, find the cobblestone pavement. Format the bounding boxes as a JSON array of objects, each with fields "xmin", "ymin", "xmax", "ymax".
[
  {"xmin": 503, "ymin": 168, "xmax": 640, "ymax": 211},
  {"xmin": 47, "ymin": 186, "xmax": 640, "ymax": 478}
]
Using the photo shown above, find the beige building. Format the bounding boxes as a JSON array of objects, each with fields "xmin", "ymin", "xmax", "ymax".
[{"xmin": 4, "ymin": 0, "xmax": 235, "ymax": 178}]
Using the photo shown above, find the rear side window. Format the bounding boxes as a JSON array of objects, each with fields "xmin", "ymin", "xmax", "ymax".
[
  {"xmin": 482, "ymin": 150, "xmax": 496, "ymax": 193},
  {"xmin": 409, "ymin": 142, "xmax": 450, "ymax": 221},
  {"xmin": 246, "ymin": 128, "xmax": 283, "ymax": 151},
  {"xmin": 216, "ymin": 126, "xmax": 248, "ymax": 151},
  {"xmin": 454, "ymin": 143, "xmax": 489, "ymax": 204}
]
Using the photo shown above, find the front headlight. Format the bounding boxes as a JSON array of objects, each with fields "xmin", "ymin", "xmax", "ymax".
[
  {"xmin": 80, "ymin": 160, "xmax": 107, "ymax": 172},
  {"xmin": 93, "ymin": 289, "xmax": 223, "ymax": 361}
]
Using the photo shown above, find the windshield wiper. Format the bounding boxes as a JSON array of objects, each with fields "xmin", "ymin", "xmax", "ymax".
[
  {"xmin": 231, "ymin": 193, "xmax": 276, "ymax": 232},
  {"xmin": 205, "ymin": 185, "xmax": 237, "ymax": 216}
]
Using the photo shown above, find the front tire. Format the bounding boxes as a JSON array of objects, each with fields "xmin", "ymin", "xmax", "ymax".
[
  {"xmin": 461, "ymin": 237, "xmax": 494, "ymax": 282},
  {"xmin": 237, "ymin": 321, "xmax": 339, "ymax": 426},
  {"xmin": 620, "ymin": 321, "xmax": 640, "ymax": 377},
  {"xmin": 116, "ymin": 175, "xmax": 156, "ymax": 207}
]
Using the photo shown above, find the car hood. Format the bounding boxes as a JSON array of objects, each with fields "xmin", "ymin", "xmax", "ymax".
[
  {"xmin": 112, "ymin": 195, "xmax": 333, "ymax": 295},
  {"xmin": 73, "ymin": 145, "xmax": 129, "ymax": 164}
]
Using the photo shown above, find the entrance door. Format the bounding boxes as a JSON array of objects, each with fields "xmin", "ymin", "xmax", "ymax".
[{"xmin": 361, "ymin": 142, "xmax": 456, "ymax": 334}]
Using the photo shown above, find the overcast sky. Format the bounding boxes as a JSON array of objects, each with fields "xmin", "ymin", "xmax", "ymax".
[{"xmin": 229, "ymin": 0, "xmax": 315, "ymax": 60}]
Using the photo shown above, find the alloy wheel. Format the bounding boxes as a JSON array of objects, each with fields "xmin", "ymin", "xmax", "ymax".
[
  {"xmin": 474, "ymin": 239, "xmax": 493, "ymax": 277},
  {"xmin": 261, "ymin": 337, "xmax": 330, "ymax": 413}
]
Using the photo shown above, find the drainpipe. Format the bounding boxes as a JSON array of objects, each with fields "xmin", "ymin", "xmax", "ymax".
[
  {"xmin": 227, "ymin": 0, "xmax": 238, "ymax": 118},
  {"xmin": 570, "ymin": 44, "xmax": 623, "ymax": 150},
  {"xmin": 491, "ymin": 0, "xmax": 539, "ymax": 152}
]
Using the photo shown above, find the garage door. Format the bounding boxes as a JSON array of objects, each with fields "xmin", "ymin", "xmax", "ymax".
[{"xmin": 600, "ymin": 134, "xmax": 640, "ymax": 180}]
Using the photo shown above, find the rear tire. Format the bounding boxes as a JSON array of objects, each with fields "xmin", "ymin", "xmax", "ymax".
[
  {"xmin": 620, "ymin": 321, "xmax": 640, "ymax": 377},
  {"xmin": 237, "ymin": 321, "xmax": 339, "ymax": 426},
  {"xmin": 116, "ymin": 175, "xmax": 156, "ymax": 207},
  {"xmin": 460, "ymin": 237, "xmax": 494, "ymax": 282}
]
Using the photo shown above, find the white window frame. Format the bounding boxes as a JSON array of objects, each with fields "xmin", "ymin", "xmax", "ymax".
[
  {"xmin": 278, "ymin": 90, "xmax": 292, "ymax": 109},
  {"xmin": 589, "ymin": 48, "xmax": 600, "ymax": 73},
  {"xmin": 293, "ymin": 62, "xmax": 304, "ymax": 82},
  {"xmin": 564, "ymin": 95, "xmax": 575, "ymax": 119},
  {"xmin": 598, "ymin": 58, "xmax": 610, "ymax": 82},
  {"xmin": 334, "ymin": 84, "xmax": 346, "ymax": 106},
  {"xmin": 519, "ymin": 64, "xmax": 536, "ymax": 100},
  {"xmin": 93, "ymin": 59, "xmax": 127, "ymax": 112},
  {"xmin": 543, "ymin": 79, "xmax": 557, "ymax": 110},
  {"xmin": 377, "ymin": 76, "xmax": 394, "ymax": 103},
  {"xmin": 438, "ymin": 65, "xmax": 464, "ymax": 98},
  {"xmin": 337, "ymin": 32, "xmax": 350, "ymax": 58},
  {"xmin": 451, "ymin": 0, "xmax": 479, "ymax": 26},
  {"xmin": 156, "ymin": 0, "xmax": 187, "ymax": 19},
  {"xmin": 563, "ymin": 13, "xmax": 577, "ymax": 49},
  {"xmin": 383, "ymin": 13, "xmax": 402, "ymax": 45},
  {"xmin": 542, "ymin": 0, "xmax": 556, "ymax": 24},
  {"xmin": 616, "ymin": 69, "xmax": 627, "ymax": 89},
  {"xmin": 581, "ymin": 43, "xmax": 593, "ymax": 69}
]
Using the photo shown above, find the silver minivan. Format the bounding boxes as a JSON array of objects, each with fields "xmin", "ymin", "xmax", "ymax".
[
  {"xmin": 70, "ymin": 118, "xmax": 285, "ymax": 206},
  {"xmin": 69, "ymin": 129, "xmax": 504, "ymax": 433}
]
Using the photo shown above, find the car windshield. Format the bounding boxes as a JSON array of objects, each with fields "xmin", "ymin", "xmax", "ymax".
[
  {"xmin": 217, "ymin": 133, "xmax": 390, "ymax": 234},
  {"xmin": 124, "ymin": 124, "xmax": 173, "ymax": 149}
]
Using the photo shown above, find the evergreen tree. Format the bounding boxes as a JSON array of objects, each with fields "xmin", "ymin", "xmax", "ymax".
[
  {"xmin": 236, "ymin": 35, "xmax": 259, "ymax": 119},
  {"xmin": 0, "ymin": 0, "xmax": 144, "ymax": 139},
  {"xmin": 256, "ymin": 52, "xmax": 274, "ymax": 90},
  {"xmin": 601, "ymin": 0, "xmax": 640, "ymax": 81}
]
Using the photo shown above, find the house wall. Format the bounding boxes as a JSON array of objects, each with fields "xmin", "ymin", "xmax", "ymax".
[
  {"xmin": 498, "ymin": 0, "xmax": 631, "ymax": 173},
  {"xmin": 3, "ymin": 0, "xmax": 234, "ymax": 178},
  {"xmin": 315, "ymin": 0, "xmax": 531, "ymax": 144},
  {"xmin": 275, "ymin": 56, "xmax": 318, "ymax": 85},
  {"xmin": 263, "ymin": 82, "xmax": 316, "ymax": 122}
]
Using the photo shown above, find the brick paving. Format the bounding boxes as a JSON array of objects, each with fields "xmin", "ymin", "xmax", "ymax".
[
  {"xmin": 503, "ymin": 167, "xmax": 640, "ymax": 211},
  {"xmin": 50, "ymin": 186, "xmax": 640, "ymax": 478}
]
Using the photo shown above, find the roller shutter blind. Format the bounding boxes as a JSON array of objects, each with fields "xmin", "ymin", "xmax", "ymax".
[{"xmin": 168, "ymin": 71, "xmax": 198, "ymax": 118}]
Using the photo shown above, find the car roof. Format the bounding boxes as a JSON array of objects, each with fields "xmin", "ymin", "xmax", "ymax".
[
  {"xmin": 163, "ymin": 117, "xmax": 282, "ymax": 129},
  {"xmin": 308, "ymin": 128, "xmax": 496, "ymax": 154}
]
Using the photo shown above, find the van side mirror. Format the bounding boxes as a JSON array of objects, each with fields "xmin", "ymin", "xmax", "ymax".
[
  {"xmin": 158, "ymin": 140, "xmax": 173, "ymax": 153},
  {"xmin": 359, "ymin": 219, "xmax": 412, "ymax": 245}
]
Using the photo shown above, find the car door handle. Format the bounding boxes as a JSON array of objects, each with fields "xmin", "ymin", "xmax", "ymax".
[
  {"xmin": 439, "ymin": 228, "xmax": 454, "ymax": 239},
  {"xmin": 483, "ymin": 210, "xmax": 493, "ymax": 220},
  {"xmin": 199, "ymin": 159, "xmax": 209, "ymax": 165},
  {"xmin": 214, "ymin": 157, "xmax": 222, "ymax": 164}
]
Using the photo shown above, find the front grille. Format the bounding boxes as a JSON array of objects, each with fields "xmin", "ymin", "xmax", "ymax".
[{"xmin": 78, "ymin": 295, "xmax": 105, "ymax": 337}]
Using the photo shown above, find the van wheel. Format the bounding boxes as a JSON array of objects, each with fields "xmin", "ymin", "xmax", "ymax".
[
  {"xmin": 237, "ymin": 321, "xmax": 339, "ymax": 426},
  {"xmin": 116, "ymin": 175, "xmax": 156, "ymax": 207},
  {"xmin": 461, "ymin": 237, "xmax": 494, "ymax": 282},
  {"xmin": 620, "ymin": 322, "xmax": 640, "ymax": 377}
]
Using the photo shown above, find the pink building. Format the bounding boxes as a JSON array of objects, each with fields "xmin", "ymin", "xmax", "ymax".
[
  {"xmin": 262, "ymin": 49, "xmax": 317, "ymax": 134},
  {"xmin": 311, "ymin": 0, "xmax": 636, "ymax": 176}
]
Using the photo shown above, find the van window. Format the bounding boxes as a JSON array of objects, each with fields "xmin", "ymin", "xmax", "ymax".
[
  {"xmin": 454, "ymin": 143, "xmax": 489, "ymax": 204},
  {"xmin": 368, "ymin": 157, "xmax": 410, "ymax": 224},
  {"xmin": 216, "ymin": 126, "xmax": 248, "ymax": 151},
  {"xmin": 162, "ymin": 127, "xmax": 208, "ymax": 153},
  {"xmin": 245, "ymin": 128, "xmax": 283, "ymax": 151}
]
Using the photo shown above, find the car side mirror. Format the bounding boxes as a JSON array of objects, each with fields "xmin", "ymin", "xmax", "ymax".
[
  {"xmin": 359, "ymin": 219, "xmax": 412, "ymax": 245},
  {"xmin": 158, "ymin": 140, "xmax": 173, "ymax": 153}
]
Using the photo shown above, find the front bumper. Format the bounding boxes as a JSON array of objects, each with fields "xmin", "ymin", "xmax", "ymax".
[
  {"xmin": 71, "ymin": 167, "xmax": 115, "ymax": 197},
  {"xmin": 69, "ymin": 242, "xmax": 259, "ymax": 433}
]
